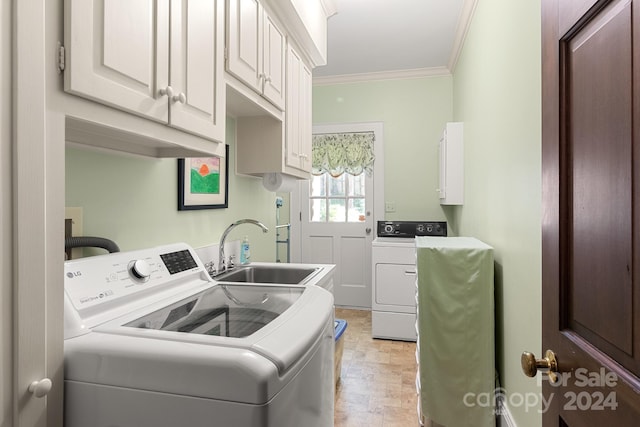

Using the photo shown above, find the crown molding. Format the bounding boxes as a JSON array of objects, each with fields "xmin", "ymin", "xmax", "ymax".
[
  {"xmin": 448, "ymin": 0, "xmax": 479, "ymax": 73},
  {"xmin": 313, "ymin": 66, "xmax": 452, "ymax": 85},
  {"xmin": 320, "ymin": 0, "xmax": 337, "ymax": 17}
]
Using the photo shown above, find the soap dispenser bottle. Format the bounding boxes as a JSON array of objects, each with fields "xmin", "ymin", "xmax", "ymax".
[{"xmin": 240, "ymin": 236, "xmax": 250, "ymax": 265}]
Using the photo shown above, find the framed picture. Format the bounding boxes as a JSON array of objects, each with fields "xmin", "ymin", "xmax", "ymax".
[{"xmin": 178, "ymin": 145, "xmax": 229, "ymax": 210}]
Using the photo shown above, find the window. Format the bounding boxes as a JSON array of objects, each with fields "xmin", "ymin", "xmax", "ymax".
[
  {"xmin": 309, "ymin": 130, "xmax": 374, "ymax": 223},
  {"xmin": 309, "ymin": 172, "xmax": 366, "ymax": 222}
]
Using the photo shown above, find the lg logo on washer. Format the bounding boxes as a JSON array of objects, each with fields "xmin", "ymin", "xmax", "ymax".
[{"xmin": 66, "ymin": 271, "xmax": 82, "ymax": 278}]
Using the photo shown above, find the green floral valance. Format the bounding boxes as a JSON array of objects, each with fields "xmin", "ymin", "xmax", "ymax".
[{"xmin": 312, "ymin": 132, "xmax": 375, "ymax": 177}]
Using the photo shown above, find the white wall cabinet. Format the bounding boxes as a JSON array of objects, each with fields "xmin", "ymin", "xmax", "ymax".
[
  {"xmin": 226, "ymin": 0, "xmax": 286, "ymax": 110},
  {"xmin": 285, "ymin": 44, "xmax": 312, "ymax": 172},
  {"xmin": 437, "ymin": 122, "xmax": 464, "ymax": 205},
  {"xmin": 64, "ymin": 0, "xmax": 225, "ymax": 144},
  {"xmin": 235, "ymin": 42, "xmax": 312, "ymax": 180}
]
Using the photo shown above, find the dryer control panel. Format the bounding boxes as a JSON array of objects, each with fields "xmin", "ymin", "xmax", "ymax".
[{"xmin": 377, "ymin": 221, "xmax": 447, "ymax": 238}]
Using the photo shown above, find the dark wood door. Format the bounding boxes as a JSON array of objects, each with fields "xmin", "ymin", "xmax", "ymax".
[{"xmin": 541, "ymin": 0, "xmax": 640, "ymax": 424}]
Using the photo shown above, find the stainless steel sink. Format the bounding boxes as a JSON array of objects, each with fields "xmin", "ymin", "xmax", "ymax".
[{"xmin": 213, "ymin": 265, "xmax": 320, "ymax": 285}]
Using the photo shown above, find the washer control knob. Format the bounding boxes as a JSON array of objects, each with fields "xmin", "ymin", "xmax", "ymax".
[{"xmin": 130, "ymin": 259, "xmax": 151, "ymax": 281}]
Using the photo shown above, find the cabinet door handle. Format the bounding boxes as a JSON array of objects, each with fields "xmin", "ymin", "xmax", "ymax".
[
  {"xmin": 405, "ymin": 270, "xmax": 416, "ymax": 275},
  {"xmin": 28, "ymin": 378, "xmax": 52, "ymax": 398},
  {"xmin": 159, "ymin": 85, "xmax": 174, "ymax": 98},
  {"xmin": 171, "ymin": 92, "xmax": 187, "ymax": 104}
]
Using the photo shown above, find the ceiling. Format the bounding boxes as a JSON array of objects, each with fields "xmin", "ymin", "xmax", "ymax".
[{"xmin": 313, "ymin": 0, "xmax": 476, "ymax": 84}]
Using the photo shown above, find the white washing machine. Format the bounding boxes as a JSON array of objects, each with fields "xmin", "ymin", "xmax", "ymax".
[
  {"xmin": 372, "ymin": 221, "xmax": 446, "ymax": 341},
  {"xmin": 63, "ymin": 242, "xmax": 335, "ymax": 427}
]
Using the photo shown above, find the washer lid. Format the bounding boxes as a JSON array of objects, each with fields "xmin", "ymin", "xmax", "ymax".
[
  {"xmin": 65, "ymin": 284, "xmax": 335, "ymax": 403},
  {"xmin": 104, "ymin": 284, "xmax": 333, "ymax": 372},
  {"xmin": 124, "ymin": 284, "xmax": 304, "ymax": 338}
]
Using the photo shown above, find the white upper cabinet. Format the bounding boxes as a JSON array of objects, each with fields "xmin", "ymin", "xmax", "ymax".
[
  {"xmin": 285, "ymin": 44, "xmax": 312, "ymax": 172},
  {"xmin": 64, "ymin": 0, "xmax": 225, "ymax": 144},
  {"xmin": 235, "ymin": 42, "xmax": 311, "ymax": 179},
  {"xmin": 168, "ymin": 0, "xmax": 226, "ymax": 142},
  {"xmin": 438, "ymin": 122, "xmax": 464, "ymax": 205},
  {"xmin": 226, "ymin": 0, "xmax": 286, "ymax": 110}
]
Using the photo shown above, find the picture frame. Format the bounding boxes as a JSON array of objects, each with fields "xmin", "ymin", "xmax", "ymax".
[{"xmin": 177, "ymin": 145, "xmax": 229, "ymax": 210}]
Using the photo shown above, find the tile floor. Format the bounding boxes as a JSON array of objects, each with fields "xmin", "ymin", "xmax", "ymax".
[{"xmin": 334, "ymin": 308, "xmax": 421, "ymax": 427}]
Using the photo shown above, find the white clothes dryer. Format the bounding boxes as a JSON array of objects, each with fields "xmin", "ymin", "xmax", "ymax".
[{"xmin": 63, "ymin": 243, "xmax": 335, "ymax": 427}]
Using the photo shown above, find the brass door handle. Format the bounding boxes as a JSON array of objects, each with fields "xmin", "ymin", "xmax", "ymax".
[{"xmin": 521, "ymin": 349, "xmax": 559, "ymax": 383}]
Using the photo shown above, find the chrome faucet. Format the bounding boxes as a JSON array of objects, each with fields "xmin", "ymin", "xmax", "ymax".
[{"xmin": 217, "ymin": 219, "xmax": 269, "ymax": 275}]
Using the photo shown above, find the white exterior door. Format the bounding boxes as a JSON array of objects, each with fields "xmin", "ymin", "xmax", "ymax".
[
  {"xmin": 298, "ymin": 123, "xmax": 384, "ymax": 309},
  {"xmin": 301, "ymin": 172, "xmax": 374, "ymax": 308}
]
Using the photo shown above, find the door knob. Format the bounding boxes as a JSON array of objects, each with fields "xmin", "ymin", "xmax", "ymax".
[
  {"xmin": 28, "ymin": 378, "xmax": 52, "ymax": 398},
  {"xmin": 521, "ymin": 350, "xmax": 559, "ymax": 383},
  {"xmin": 365, "ymin": 227, "xmax": 372, "ymax": 235}
]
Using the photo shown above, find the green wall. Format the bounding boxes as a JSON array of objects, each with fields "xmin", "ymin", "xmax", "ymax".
[
  {"xmin": 313, "ymin": 76, "xmax": 454, "ymax": 223},
  {"xmin": 313, "ymin": 1, "xmax": 542, "ymax": 425},
  {"xmin": 65, "ymin": 117, "xmax": 277, "ymax": 260},
  {"xmin": 452, "ymin": 0, "xmax": 542, "ymax": 426}
]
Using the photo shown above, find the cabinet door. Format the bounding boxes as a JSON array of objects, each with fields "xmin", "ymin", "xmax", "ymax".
[
  {"xmin": 286, "ymin": 45, "xmax": 312, "ymax": 172},
  {"xmin": 299, "ymin": 61, "xmax": 312, "ymax": 172},
  {"xmin": 439, "ymin": 122, "xmax": 464, "ymax": 205},
  {"xmin": 226, "ymin": 0, "xmax": 261, "ymax": 92},
  {"xmin": 261, "ymin": 12, "xmax": 286, "ymax": 109},
  {"xmin": 437, "ymin": 132, "xmax": 447, "ymax": 199},
  {"xmin": 169, "ymin": 0, "xmax": 225, "ymax": 142},
  {"xmin": 64, "ymin": 0, "xmax": 169, "ymax": 123},
  {"xmin": 285, "ymin": 45, "xmax": 302, "ymax": 170}
]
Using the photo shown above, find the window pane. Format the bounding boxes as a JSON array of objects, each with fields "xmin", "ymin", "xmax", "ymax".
[
  {"xmin": 310, "ymin": 174, "xmax": 326, "ymax": 197},
  {"xmin": 328, "ymin": 199, "xmax": 346, "ymax": 222},
  {"xmin": 348, "ymin": 173, "xmax": 365, "ymax": 197},
  {"xmin": 328, "ymin": 174, "xmax": 345, "ymax": 197},
  {"xmin": 348, "ymin": 198, "xmax": 366, "ymax": 222},
  {"xmin": 310, "ymin": 199, "xmax": 326, "ymax": 222}
]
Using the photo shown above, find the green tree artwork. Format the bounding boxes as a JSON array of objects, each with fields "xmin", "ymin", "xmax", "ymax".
[{"xmin": 189, "ymin": 158, "xmax": 220, "ymax": 194}]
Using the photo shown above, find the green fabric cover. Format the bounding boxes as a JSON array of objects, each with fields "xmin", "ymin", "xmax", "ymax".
[{"xmin": 416, "ymin": 237, "xmax": 495, "ymax": 427}]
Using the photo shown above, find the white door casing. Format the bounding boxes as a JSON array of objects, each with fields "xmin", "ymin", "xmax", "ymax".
[
  {"xmin": 1, "ymin": 0, "xmax": 12, "ymax": 423},
  {"xmin": 14, "ymin": 0, "xmax": 65, "ymax": 425},
  {"xmin": 293, "ymin": 122, "xmax": 384, "ymax": 308}
]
